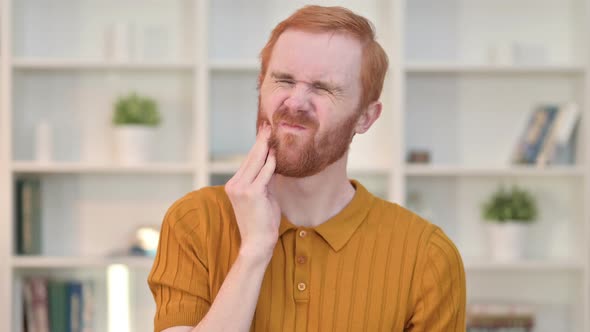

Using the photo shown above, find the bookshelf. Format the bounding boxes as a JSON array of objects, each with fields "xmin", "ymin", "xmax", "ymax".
[
  {"xmin": 11, "ymin": 256, "xmax": 154, "ymax": 269},
  {"xmin": 208, "ymin": 60, "xmax": 260, "ymax": 72},
  {"xmin": 12, "ymin": 161, "xmax": 196, "ymax": 175},
  {"xmin": 403, "ymin": 2, "xmax": 590, "ymax": 332},
  {"xmin": 405, "ymin": 164, "xmax": 587, "ymax": 177},
  {"xmin": 405, "ymin": 62, "xmax": 586, "ymax": 75},
  {"xmin": 0, "ymin": 0, "xmax": 588, "ymax": 331},
  {"xmin": 463, "ymin": 259, "xmax": 585, "ymax": 272},
  {"xmin": 12, "ymin": 58, "xmax": 196, "ymax": 71}
]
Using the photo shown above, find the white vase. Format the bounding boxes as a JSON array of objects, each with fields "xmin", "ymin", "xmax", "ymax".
[
  {"xmin": 113, "ymin": 126, "xmax": 155, "ymax": 165},
  {"xmin": 104, "ymin": 22, "xmax": 133, "ymax": 61},
  {"xmin": 486, "ymin": 221, "xmax": 528, "ymax": 262}
]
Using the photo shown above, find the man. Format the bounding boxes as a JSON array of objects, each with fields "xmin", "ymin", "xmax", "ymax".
[{"xmin": 148, "ymin": 5, "xmax": 466, "ymax": 332}]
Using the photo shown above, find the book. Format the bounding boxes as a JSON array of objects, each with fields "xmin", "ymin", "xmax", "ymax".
[
  {"xmin": 45, "ymin": 279, "xmax": 94, "ymax": 332},
  {"xmin": 536, "ymin": 102, "xmax": 581, "ymax": 166},
  {"xmin": 23, "ymin": 278, "xmax": 50, "ymax": 332},
  {"xmin": 48, "ymin": 280, "xmax": 68, "ymax": 332},
  {"xmin": 512, "ymin": 105, "xmax": 559, "ymax": 165},
  {"xmin": 67, "ymin": 281, "xmax": 83, "ymax": 332},
  {"xmin": 81, "ymin": 281, "xmax": 95, "ymax": 332},
  {"xmin": 15, "ymin": 178, "xmax": 42, "ymax": 255},
  {"xmin": 467, "ymin": 303, "xmax": 535, "ymax": 332}
]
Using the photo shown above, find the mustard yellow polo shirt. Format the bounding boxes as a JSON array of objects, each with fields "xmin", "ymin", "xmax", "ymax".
[{"xmin": 148, "ymin": 180, "xmax": 466, "ymax": 331}]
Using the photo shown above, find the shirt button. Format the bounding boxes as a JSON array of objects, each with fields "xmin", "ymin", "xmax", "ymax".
[
  {"xmin": 299, "ymin": 230, "xmax": 307, "ymax": 238},
  {"xmin": 296, "ymin": 256, "xmax": 307, "ymax": 264},
  {"xmin": 297, "ymin": 282, "xmax": 307, "ymax": 291}
]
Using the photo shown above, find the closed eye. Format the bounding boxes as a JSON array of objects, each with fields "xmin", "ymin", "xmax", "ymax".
[
  {"xmin": 275, "ymin": 79, "xmax": 295, "ymax": 85},
  {"xmin": 312, "ymin": 83, "xmax": 331, "ymax": 93}
]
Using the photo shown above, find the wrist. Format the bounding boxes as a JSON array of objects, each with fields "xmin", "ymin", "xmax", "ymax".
[{"xmin": 239, "ymin": 242, "xmax": 275, "ymax": 263}]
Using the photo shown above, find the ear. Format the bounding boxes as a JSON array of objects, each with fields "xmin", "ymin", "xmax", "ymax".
[{"xmin": 354, "ymin": 101, "xmax": 382, "ymax": 134}]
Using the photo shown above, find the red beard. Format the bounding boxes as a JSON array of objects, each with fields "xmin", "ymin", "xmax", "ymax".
[{"xmin": 256, "ymin": 100, "xmax": 358, "ymax": 178}]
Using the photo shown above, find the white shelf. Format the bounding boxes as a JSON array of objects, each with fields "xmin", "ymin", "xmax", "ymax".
[
  {"xmin": 464, "ymin": 259, "xmax": 585, "ymax": 272},
  {"xmin": 209, "ymin": 59, "xmax": 259, "ymax": 72},
  {"xmin": 11, "ymin": 256, "xmax": 154, "ymax": 269},
  {"xmin": 12, "ymin": 161, "xmax": 195, "ymax": 175},
  {"xmin": 405, "ymin": 62, "xmax": 586, "ymax": 75},
  {"xmin": 13, "ymin": 58, "xmax": 195, "ymax": 70},
  {"xmin": 405, "ymin": 164, "xmax": 586, "ymax": 177}
]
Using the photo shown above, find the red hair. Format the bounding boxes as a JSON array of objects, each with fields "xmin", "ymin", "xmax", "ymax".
[{"xmin": 259, "ymin": 5, "xmax": 389, "ymax": 110}]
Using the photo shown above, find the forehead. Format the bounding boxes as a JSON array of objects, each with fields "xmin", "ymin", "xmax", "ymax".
[{"xmin": 268, "ymin": 29, "xmax": 363, "ymax": 86}]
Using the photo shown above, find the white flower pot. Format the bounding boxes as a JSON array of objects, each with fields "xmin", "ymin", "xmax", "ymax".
[
  {"xmin": 113, "ymin": 126, "xmax": 155, "ymax": 165},
  {"xmin": 486, "ymin": 222, "xmax": 528, "ymax": 262}
]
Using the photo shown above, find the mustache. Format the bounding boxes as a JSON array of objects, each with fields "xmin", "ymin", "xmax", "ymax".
[{"xmin": 272, "ymin": 107, "xmax": 319, "ymax": 129}]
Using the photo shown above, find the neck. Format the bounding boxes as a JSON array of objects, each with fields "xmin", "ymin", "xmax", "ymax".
[{"xmin": 270, "ymin": 154, "xmax": 356, "ymax": 228}]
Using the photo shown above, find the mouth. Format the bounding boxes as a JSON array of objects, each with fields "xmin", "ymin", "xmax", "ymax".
[{"xmin": 278, "ymin": 121, "xmax": 307, "ymax": 131}]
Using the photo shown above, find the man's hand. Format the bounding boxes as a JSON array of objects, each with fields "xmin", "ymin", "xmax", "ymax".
[
  {"xmin": 162, "ymin": 124, "xmax": 280, "ymax": 332},
  {"xmin": 224, "ymin": 122, "xmax": 280, "ymax": 260}
]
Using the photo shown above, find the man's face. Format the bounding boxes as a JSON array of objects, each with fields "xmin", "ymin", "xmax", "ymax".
[{"xmin": 257, "ymin": 29, "xmax": 363, "ymax": 177}]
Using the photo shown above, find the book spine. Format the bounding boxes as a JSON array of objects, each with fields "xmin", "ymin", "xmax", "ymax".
[
  {"xmin": 48, "ymin": 280, "xmax": 68, "ymax": 332},
  {"xmin": 526, "ymin": 106, "xmax": 558, "ymax": 164},
  {"xmin": 512, "ymin": 106, "xmax": 556, "ymax": 164},
  {"xmin": 23, "ymin": 278, "xmax": 50, "ymax": 332},
  {"xmin": 536, "ymin": 105, "xmax": 564, "ymax": 166},
  {"xmin": 32, "ymin": 179, "xmax": 42, "ymax": 254},
  {"xmin": 22, "ymin": 179, "xmax": 33, "ymax": 255},
  {"xmin": 67, "ymin": 282, "xmax": 83, "ymax": 332},
  {"xmin": 549, "ymin": 102, "xmax": 581, "ymax": 165},
  {"xmin": 17, "ymin": 178, "xmax": 42, "ymax": 255},
  {"xmin": 15, "ymin": 179, "xmax": 25, "ymax": 255},
  {"xmin": 81, "ymin": 281, "xmax": 95, "ymax": 332},
  {"xmin": 23, "ymin": 279, "xmax": 36, "ymax": 332},
  {"xmin": 30, "ymin": 278, "xmax": 50, "ymax": 332}
]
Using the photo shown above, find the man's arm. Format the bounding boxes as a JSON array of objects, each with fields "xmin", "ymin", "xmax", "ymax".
[
  {"xmin": 153, "ymin": 123, "xmax": 279, "ymax": 332},
  {"xmin": 161, "ymin": 249, "xmax": 272, "ymax": 332},
  {"xmin": 405, "ymin": 226, "xmax": 467, "ymax": 332}
]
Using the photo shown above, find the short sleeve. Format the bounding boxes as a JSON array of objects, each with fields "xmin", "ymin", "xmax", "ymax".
[
  {"xmin": 405, "ymin": 226, "xmax": 467, "ymax": 332},
  {"xmin": 147, "ymin": 193, "xmax": 211, "ymax": 332}
]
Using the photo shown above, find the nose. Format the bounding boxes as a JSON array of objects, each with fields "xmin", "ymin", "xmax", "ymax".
[{"xmin": 283, "ymin": 83, "xmax": 311, "ymax": 112}]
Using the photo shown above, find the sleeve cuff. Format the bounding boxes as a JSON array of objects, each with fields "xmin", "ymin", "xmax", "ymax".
[{"xmin": 154, "ymin": 307, "xmax": 209, "ymax": 332}]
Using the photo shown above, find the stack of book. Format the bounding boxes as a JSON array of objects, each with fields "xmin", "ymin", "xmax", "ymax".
[
  {"xmin": 22, "ymin": 278, "xmax": 94, "ymax": 332},
  {"xmin": 512, "ymin": 102, "xmax": 581, "ymax": 166},
  {"xmin": 467, "ymin": 303, "xmax": 535, "ymax": 332}
]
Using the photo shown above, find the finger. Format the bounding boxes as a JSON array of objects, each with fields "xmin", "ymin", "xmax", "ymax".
[
  {"xmin": 238, "ymin": 124, "xmax": 272, "ymax": 183},
  {"xmin": 253, "ymin": 149, "xmax": 276, "ymax": 188},
  {"xmin": 233, "ymin": 123, "xmax": 269, "ymax": 179}
]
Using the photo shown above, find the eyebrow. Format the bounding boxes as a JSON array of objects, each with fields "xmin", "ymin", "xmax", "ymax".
[
  {"xmin": 270, "ymin": 71, "xmax": 343, "ymax": 92},
  {"xmin": 271, "ymin": 71, "xmax": 295, "ymax": 81}
]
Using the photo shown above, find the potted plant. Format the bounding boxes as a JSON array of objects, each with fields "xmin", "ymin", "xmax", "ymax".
[
  {"xmin": 481, "ymin": 185, "xmax": 538, "ymax": 261},
  {"xmin": 112, "ymin": 92, "xmax": 161, "ymax": 165}
]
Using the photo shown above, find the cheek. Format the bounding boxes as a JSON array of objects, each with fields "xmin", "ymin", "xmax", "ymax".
[
  {"xmin": 317, "ymin": 103, "xmax": 356, "ymax": 134},
  {"xmin": 314, "ymin": 98, "xmax": 337, "ymax": 119},
  {"xmin": 260, "ymin": 86, "xmax": 287, "ymax": 115}
]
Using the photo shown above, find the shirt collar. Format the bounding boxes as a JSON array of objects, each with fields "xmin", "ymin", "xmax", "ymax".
[{"xmin": 278, "ymin": 179, "xmax": 375, "ymax": 252}]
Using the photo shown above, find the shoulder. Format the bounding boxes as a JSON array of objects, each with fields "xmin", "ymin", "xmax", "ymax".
[
  {"xmin": 163, "ymin": 185, "xmax": 230, "ymax": 238},
  {"xmin": 421, "ymin": 226, "xmax": 465, "ymax": 282},
  {"xmin": 370, "ymin": 197, "xmax": 440, "ymax": 242},
  {"xmin": 370, "ymin": 197, "xmax": 463, "ymax": 269}
]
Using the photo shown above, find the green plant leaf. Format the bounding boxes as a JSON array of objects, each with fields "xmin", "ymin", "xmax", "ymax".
[
  {"xmin": 481, "ymin": 185, "xmax": 538, "ymax": 223},
  {"xmin": 112, "ymin": 92, "xmax": 161, "ymax": 127}
]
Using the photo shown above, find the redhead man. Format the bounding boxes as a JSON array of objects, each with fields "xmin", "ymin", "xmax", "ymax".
[{"xmin": 148, "ymin": 5, "xmax": 466, "ymax": 332}]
